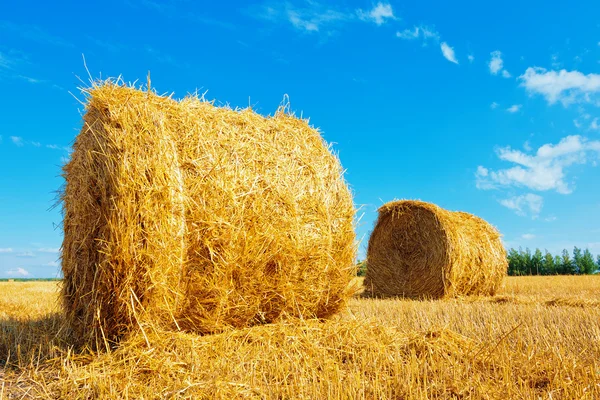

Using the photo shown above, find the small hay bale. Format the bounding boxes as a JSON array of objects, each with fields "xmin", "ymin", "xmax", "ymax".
[
  {"xmin": 364, "ymin": 200, "xmax": 506, "ymax": 299},
  {"xmin": 61, "ymin": 80, "xmax": 356, "ymax": 348}
]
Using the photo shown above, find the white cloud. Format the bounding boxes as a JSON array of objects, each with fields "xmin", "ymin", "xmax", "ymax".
[
  {"xmin": 1, "ymin": 136, "xmax": 67, "ymax": 152},
  {"xmin": 0, "ymin": 21, "xmax": 72, "ymax": 47},
  {"xmin": 488, "ymin": 51, "xmax": 511, "ymax": 78},
  {"xmin": 476, "ymin": 135, "xmax": 600, "ymax": 194},
  {"xmin": 519, "ymin": 67, "xmax": 600, "ymax": 106},
  {"xmin": 490, "ymin": 102, "xmax": 499, "ymax": 109},
  {"xmin": 591, "ymin": 118, "xmax": 599, "ymax": 130},
  {"xmin": 551, "ymin": 53, "xmax": 561, "ymax": 69},
  {"xmin": 499, "ymin": 194, "xmax": 544, "ymax": 218},
  {"xmin": 257, "ymin": 1, "xmax": 395, "ymax": 34},
  {"xmin": 467, "ymin": 54, "xmax": 474, "ymax": 63},
  {"xmin": 357, "ymin": 2, "xmax": 395, "ymax": 26},
  {"xmin": 396, "ymin": 25, "xmax": 439, "ymax": 42},
  {"xmin": 5, "ymin": 267, "xmax": 31, "ymax": 277},
  {"xmin": 44, "ymin": 261, "xmax": 59, "ymax": 267},
  {"xmin": 0, "ymin": 248, "xmax": 13, "ymax": 253},
  {"xmin": 523, "ymin": 141, "xmax": 532, "ymax": 151},
  {"xmin": 522, "ymin": 233, "xmax": 536, "ymax": 240},
  {"xmin": 259, "ymin": 2, "xmax": 349, "ymax": 33},
  {"xmin": 506, "ymin": 104, "xmax": 522, "ymax": 113},
  {"xmin": 0, "ymin": 52, "xmax": 13, "ymax": 69},
  {"xmin": 396, "ymin": 26, "xmax": 419, "ymax": 39},
  {"xmin": 489, "ymin": 51, "xmax": 502, "ymax": 74},
  {"xmin": 544, "ymin": 215, "xmax": 557, "ymax": 222},
  {"xmin": 38, "ymin": 247, "xmax": 60, "ymax": 253},
  {"xmin": 440, "ymin": 42, "xmax": 458, "ymax": 64},
  {"xmin": 16, "ymin": 251, "xmax": 35, "ymax": 258},
  {"xmin": 11, "ymin": 136, "xmax": 23, "ymax": 146}
]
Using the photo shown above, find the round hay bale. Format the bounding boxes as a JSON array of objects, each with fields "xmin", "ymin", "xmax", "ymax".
[
  {"xmin": 61, "ymin": 80, "xmax": 356, "ymax": 348},
  {"xmin": 364, "ymin": 200, "xmax": 506, "ymax": 299}
]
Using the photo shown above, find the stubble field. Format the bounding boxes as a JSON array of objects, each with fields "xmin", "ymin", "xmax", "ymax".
[{"xmin": 1, "ymin": 276, "xmax": 599, "ymax": 399}]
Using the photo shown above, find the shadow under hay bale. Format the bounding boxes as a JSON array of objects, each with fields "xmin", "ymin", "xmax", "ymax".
[
  {"xmin": 364, "ymin": 200, "xmax": 506, "ymax": 299},
  {"xmin": 61, "ymin": 80, "xmax": 356, "ymax": 349}
]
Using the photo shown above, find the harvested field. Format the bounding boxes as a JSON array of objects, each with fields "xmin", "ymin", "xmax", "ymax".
[{"xmin": 1, "ymin": 276, "xmax": 599, "ymax": 399}]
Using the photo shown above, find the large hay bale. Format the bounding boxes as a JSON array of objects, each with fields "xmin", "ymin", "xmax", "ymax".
[
  {"xmin": 61, "ymin": 80, "xmax": 356, "ymax": 348},
  {"xmin": 364, "ymin": 200, "xmax": 506, "ymax": 299}
]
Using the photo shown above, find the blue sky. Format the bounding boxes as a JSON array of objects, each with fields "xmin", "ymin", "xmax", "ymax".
[{"xmin": 1, "ymin": 0, "xmax": 599, "ymax": 278}]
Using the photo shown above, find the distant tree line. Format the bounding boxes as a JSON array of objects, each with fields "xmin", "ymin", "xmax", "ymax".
[
  {"xmin": 507, "ymin": 247, "xmax": 600, "ymax": 276},
  {"xmin": 356, "ymin": 247, "xmax": 600, "ymax": 277}
]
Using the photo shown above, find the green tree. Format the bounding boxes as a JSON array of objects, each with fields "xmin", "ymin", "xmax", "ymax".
[
  {"xmin": 573, "ymin": 247, "xmax": 583, "ymax": 274},
  {"xmin": 561, "ymin": 249, "xmax": 576, "ymax": 275},
  {"xmin": 523, "ymin": 248, "xmax": 533, "ymax": 275},
  {"xmin": 580, "ymin": 249, "xmax": 596, "ymax": 274},
  {"xmin": 543, "ymin": 250, "xmax": 556, "ymax": 275},
  {"xmin": 356, "ymin": 260, "xmax": 367, "ymax": 277},
  {"xmin": 597, "ymin": 255, "xmax": 600, "ymax": 273},
  {"xmin": 507, "ymin": 248, "xmax": 524, "ymax": 275},
  {"xmin": 531, "ymin": 248, "xmax": 544, "ymax": 275},
  {"xmin": 554, "ymin": 254, "xmax": 562, "ymax": 274}
]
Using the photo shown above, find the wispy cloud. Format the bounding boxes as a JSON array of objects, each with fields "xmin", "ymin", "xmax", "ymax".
[
  {"xmin": 145, "ymin": 46, "xmax": 187, "ymax": 68},
  {"xmin": 0, "ymin": 52, "xmax": 14, "ymax": 69},
  {"xmin": 16, "ymin": 251, "xmax": 35, "ymax": 258},
  {"xmin": 127, "ymin": 0, "xmax": 235, "ymax": 29},
  {"xmin": 5, "ymin": 267, "xmax": 31, "ymax": 277},
  {"xmin": 467, "ymin": 54, "xmax": 474, "ymax": 63},
  {"xmin": 519, "ymin": 68, "xmax": 600, "ymax": 106},
  {"xmin": 440, "ymin": 42, "xmax": 458, "ymax": 64},
  {"xmin": 86, "ymin": 36, "xmax": 123, "ymax": 53},
  {"xmin": 5, "ymin": 135, "xmax": 67, "ymax": 151},
  {"xmin": 521, "ymin": 233, "xmax": 536, "ymax": 240},
  {"xmin": 38, "ymin": 247, "xmax": 60, "ymax": 254},
  {"xmin": 476, "ymin": 135, "xmax": 600, "ymax": 194},
  {"xmin": 255, "ymin": 1, "xmax": 395, "ymax": 34},
  {"xmin": 0, "ymin": 20, "xmax": 73, "ymax": 47},
  {"xmin": 489, "ymin": 50, "xmax": 511, "ymax": 78},
  {"xmin": 506, "ymin": 104, "xmax": 522, "ymax": 113},
  {"xmin": 396, "ymin": 25, "xmax": 457, "ymax": 64},
  {"xmin": 499, "ymin": 194, "xmax": 544, "ymax": 218},
  {"xmin": 490, "ymin": 102, "xmax": 499, "ymax": 109},
  {"xmin": 0, "ymin": 49, "xmax": 50, "ymax": 86},
  {"xmin": 396, "ymin": 25, "xmax": 439, "ymax": 42},
  {"xmin": 0, "ymin": 248, "xmax": 13, "ymax": 253},
  {"xmin": 357, "ymin": 3, "xmax": 396, "ymax": 26}
]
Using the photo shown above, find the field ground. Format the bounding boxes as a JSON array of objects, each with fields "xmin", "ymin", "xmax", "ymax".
[{"xmin": 1, "ymin": 276, "xmax": 599, "ymax": 399}]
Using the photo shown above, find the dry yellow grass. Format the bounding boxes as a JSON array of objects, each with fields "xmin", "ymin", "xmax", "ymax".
[{"xmin": 1, "ymin": 276, "xmax": 600, "ymax": 399}]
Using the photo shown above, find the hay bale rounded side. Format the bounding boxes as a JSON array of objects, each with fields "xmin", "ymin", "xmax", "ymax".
[
  {"xmin": 61, "ymin": 85, "xmax": 187, "ymax": 348},
  {"xmin": 61, "ymin": 81, "xmax": 356, "ymax": 347},
  {"xmin": 364, "ymin": 200, "xmax": 506, "ymax": 299}
]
